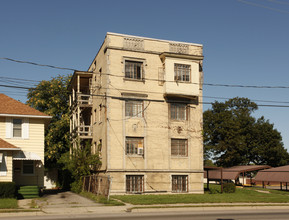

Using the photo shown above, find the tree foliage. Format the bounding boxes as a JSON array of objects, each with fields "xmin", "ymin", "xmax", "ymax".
[
  {"xmin": 27, "ymin": 75, "xmax": 71, "ymax": 168},
  {"xmin": 204, "ymin": 97, "xmax": 289, "ymax": 167},
  {"xmin": 60, "ymin": 141, "xmax": 102, "ymax": 192}
]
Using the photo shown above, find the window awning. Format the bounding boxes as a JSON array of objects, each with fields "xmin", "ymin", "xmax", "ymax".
[{"xmin": 13, "ymin": 151, "xmax": 41, "ymax": 161}]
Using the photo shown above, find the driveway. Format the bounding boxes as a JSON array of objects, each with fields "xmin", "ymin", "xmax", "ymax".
[{"xmin": 24, "ymin": 191, "xmax": 106, "ymax": 214}]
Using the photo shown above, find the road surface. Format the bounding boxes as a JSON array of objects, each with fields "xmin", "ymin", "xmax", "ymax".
[{"xmin": 2, "ymin": 209, "xmax": 289, "ymax": 220}]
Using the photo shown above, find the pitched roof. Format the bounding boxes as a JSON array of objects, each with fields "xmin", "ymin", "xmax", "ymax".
[
  {"xmin": 205, "ymin": 165, "xmax": 271, "ymax": 180},
  {"xmin": 255, "ymin": 165, "xmax": 289, "ymax": 182},
  {"xmin": 0, "ymin": 138, "xmax": 20, "ymax": 150},
  {"xmin": 0, "ymin": 93, "xmax": 49, "ymax": 117}
]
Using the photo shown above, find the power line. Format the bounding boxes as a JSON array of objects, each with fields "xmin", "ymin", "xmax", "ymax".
[
  {"xmin": 2, "ymin": 83, "xmax": 289, "ymax": 108},
  {"xmin": 2, "ymin": 57, "xmax": 289, "ymax": 89},
  {"xmin": 238, "ymin": 0, "xmax": 289, "ymax": 14},
  {"xmin": 0, "ymin": 57, "xmax": 79, "ymax": 72}
]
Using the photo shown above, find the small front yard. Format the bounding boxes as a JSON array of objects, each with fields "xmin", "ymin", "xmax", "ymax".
[
  {"xmin": 0, "ymin": 198, "xmax": 18, "ymax": 209},
  {"xmin": 111, "ymin": 185, "xmax": 289, "ymax": 205}
]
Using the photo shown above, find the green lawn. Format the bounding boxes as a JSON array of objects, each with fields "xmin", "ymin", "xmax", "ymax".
[
  {"xmin": 0, "ymin": 199, "xmax": 18, "ymax": 209},
  {"xmin": 80, "ymin": 191, "xmax": 125, "ymax": 206},
  {"xmin": 112, "ymin": 185, "xmax": 289, "ymax": 205}
]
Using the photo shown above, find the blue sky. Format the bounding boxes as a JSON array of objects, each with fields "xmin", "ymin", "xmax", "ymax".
[{"xmin": 1, "ymin": 0, "xmax": 289, "ymax": 149}]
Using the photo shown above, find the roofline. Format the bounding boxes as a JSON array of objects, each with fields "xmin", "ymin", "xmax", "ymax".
[
  {"xmin": 107, "ymin": 32, "xmax": 203, "ymax": 47},
  {"xmin": 0, "ymin": 114, "xmax": 52, "ymax": 119},
  {"xmin": 0, "ymin": 148, "xmax": 21, "ymax": 151}
]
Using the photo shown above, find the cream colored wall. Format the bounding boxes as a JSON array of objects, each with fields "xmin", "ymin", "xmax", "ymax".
[
  {"xmin": 164, "ymin": 57, "xmax": 199, "ymax": 96},
  {"xmin": 108, "ymin": 172, "xmax": 203, "ymax": 194},
  {"xmin": 88, "ymin": 38, "xmax": 109, "ymax": 171},
  {"xmin": 0, "ymin": 117, "xmax": 45, "ymax": 186},
  {"xmin": 87, "ymin": 33, "xmax": 204, "ymax": 194}
]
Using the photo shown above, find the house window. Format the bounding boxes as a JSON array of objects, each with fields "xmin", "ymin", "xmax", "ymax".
[
  {"xmin": 126, "ymin": 137, "xmax": 144, "ymax": 156},
  {"xmin": 125, "ymin": 100, "xmax": 143, "ymax": 117},
  {"xmin": 171, "ymin": 139, "xmax": 188, "ymax": 157},
  {"xmin": 174, "ymin": 64, "xmax": 190, "ymax": 82},
  {"xmin": 125, "ymin": 60, "xmax": 143, "ymax": 80},
  {"xmin": 0, "ymin": 152, "xmax": 7, "ymax": 176},
  {"xmin": 126, "ymin": 175, "xmax": 144, "ymax": 193},
  {"xmin": 170, "ymin": 103, "xmax": 187, "ymax": 120},
  {"xmin": 172, "ymin": 175, "xmax": 188, "ymax": 193},
  {"xmin": 13, "ymin": 119, "xmax": 22, "ymax": 138},
  {"xmin": 22, "ymin": 161, "xmax": 34, "ymax": 175}
]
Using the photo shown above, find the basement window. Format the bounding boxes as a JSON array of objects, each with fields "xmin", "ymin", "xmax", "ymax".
[
  {"xmin": 126, "ymin": 175, "xmax": 144, "ymax": 193},
  {"xmin": 172, "ymin": 175, "xmax": 188, "ymax": 193}
]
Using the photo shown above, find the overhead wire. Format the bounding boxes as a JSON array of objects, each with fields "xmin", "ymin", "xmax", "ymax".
[
  {"xmin": 2, "ymin": 57, "xmax": 289, "ymax": 107},
  {"xmin": 2, "ymin": 57, "xmax": 289, "ymax": 89}
]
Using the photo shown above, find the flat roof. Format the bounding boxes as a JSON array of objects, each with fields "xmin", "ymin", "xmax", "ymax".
[{"xmin": 107, "ymin": 32, "xmax": 203, "ymax": 47}]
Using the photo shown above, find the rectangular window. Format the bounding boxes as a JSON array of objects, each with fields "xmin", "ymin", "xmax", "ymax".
[
  {"xmin": 22, "ymin": 161, "xmax": 34, "ymax": 175},
  {"xmin": 0, "ymin": 152, "xmax": 7, "ymax": 176},
  {"xmin": 172, "ymin": 175, "xmax": 188, "ymax": 193},
  {"xmin": 126, "ymin": 175, "xmax": 144, "ymax": 193},
  {"xmin": 170, "ymin": 103, "xmax": 187, "ymax": 120},
  {"xmin": 125, "ymin": 100, "xmax": 143, "ymax": 117},
  {"xmin": 13, "ymin": 119, "xmax": 22, "ymax": 138},
  {"xmin": 126, "ymin": 137, "xmax": 144, "ymax": 156},
  {"xmin": 174, "ymin": 64, "xmax": 190, "ymax": 82},
  {"xmin": 125, "ymin": 60, "xmax": 143, "ymax": 80},
  {"xmin": 171, "ymin": 139, "xmax": 188, "ymax": 157}
]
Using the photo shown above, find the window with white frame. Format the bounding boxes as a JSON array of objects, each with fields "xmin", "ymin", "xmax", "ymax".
[
  {"xmin": 0, "ymin": 152, "xmax": 7, "ymax": 176},
  {"xmin": 22, "ymin": 160, "xmax": 34, "ymax": 175},
  {"xmin": 125, "ymin": 60, "xmax": 143, "ymax": 80},
  {"xmin": 13, "ymin": 119, "xmax": 22, "ymax": 138},
  {"xmin": 172, "ymin": 175, "xmax": 188, "ymax": 193},
  {"xmin": 171, "ymin": 139, "xmax": 188, "ymax": 157},
  {"xmin": 126, "ymin": 175, "xmax": 144, "ymax": 193},
  {"xmin": 6, "ymin": 118, "xmax": 29, "ymax": 139},
  {"xmin": 170, "ymin": 103, "xmax": 188, "ymax": 120},
  {"xmin": 125, "ymin": 100, "xmax": 143, "ymax": 117},
  {"xmin": 125, "ymin": 137, "xmax": 144, "ymax": 156},
  {"xmin": 174, "ymin": 64, "xmax": 191, "ymax": 82}
]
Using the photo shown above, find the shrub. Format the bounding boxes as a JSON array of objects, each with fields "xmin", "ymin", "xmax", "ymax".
[
  {"xmin": 71, "ymin": 179, "xmax": 83, "ymax": 193},
  {"xmin": 223, "ymin": 182, "xmax": 236, "ymax": 193},
  {"xmin": 209, "ymin": 187, "xmax": 220, "ymax": 194},
  {"xmin": 0, "ymin": 182, "xmax": 16, "ymax": 198}
]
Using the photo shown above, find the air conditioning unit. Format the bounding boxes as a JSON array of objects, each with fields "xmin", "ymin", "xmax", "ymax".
[{"xmin": 137, "ymin": 147, "xmax": 144, "ymax": 155}]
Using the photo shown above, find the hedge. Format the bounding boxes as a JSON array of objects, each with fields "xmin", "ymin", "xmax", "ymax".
[{"xmin": 0, "ymin": 182, "xmax": 16, "ymax": 198}]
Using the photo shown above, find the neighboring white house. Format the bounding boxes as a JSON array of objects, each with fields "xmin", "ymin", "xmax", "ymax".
[{"xmin": 0, "ymin": 94, "xmax": 51, "ymax": 187}]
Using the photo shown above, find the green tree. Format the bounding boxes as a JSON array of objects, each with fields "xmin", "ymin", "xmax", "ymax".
[
  {"xmin": 27, "ymin": 75, "xmax": 71, "ymax": 169},
  {"xmin": 204, "ymin": 97, "xmax": 289, "ymax": 167},
  {"xmin": 60, "ymin": 141, "xmax": 102, "ymax": 192}
]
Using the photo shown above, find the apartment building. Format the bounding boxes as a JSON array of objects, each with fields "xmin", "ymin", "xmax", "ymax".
[{"xmin": 70, "ymin": 33, "xmax": 204, "ymax": 194}]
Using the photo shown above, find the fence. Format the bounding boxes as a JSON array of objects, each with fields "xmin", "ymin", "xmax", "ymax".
[{"xmin": 82, "ymin": 174, "xmax": 111, "ymax": 199}]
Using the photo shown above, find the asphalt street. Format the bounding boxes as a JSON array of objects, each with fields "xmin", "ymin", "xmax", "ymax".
[{"xmin": 2, "ymin": 210, "xmax": 289, "ymax": 220}]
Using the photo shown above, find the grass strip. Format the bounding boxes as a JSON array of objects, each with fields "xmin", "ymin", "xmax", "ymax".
[
  {"xmin": 112, "ymin": 185, "xmax": 289, "ymax": 205},
  {"xmin": 130, "ymin": 203, "xmax": 289, "ymax": 210},
  {"xmin": 0, "ymin": 199, "xmax": 18, "ymax": 209},
  {"xmin": 80, "ymin": 191, "xmax": 125, "ymax": 206},
  {"xmin": 0, "ymin": 209, "xmax": 41, "ymax": 213}
]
